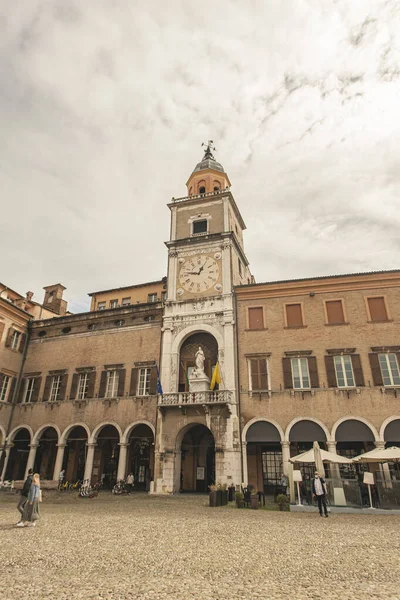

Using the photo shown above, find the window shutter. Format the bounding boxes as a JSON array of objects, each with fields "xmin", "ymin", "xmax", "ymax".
[
  {"xmin": 99, "ymin": 371, "xmax": 108, "ymax": 398},
  {"xmin": 250, "ymin": 359, "xmax": 260, "ymax": 390},
  {"xmin": 87, "ymin": 371, "xmax": 96, "ymax": 398},
  {"xmin": 352, "ymin": 355, "xmax": 365, "ymax": 387},
  {"xmin": 368, "ymin": 297, "xmax": 388, "ymax": 321},
  {"xmin": 250, "ymin": 359, "xmax": 268, "ymax": 390},
  {"xmin": 308, "ymin": 357, "xmax": 319, "ymax": 388},
  {"xmin": 149, "ymin": 367, "xmax": 158, "ymax": 395},
  {"xmin": 70, "ymin": 373, "xmax": 79, "ymax": 400},
  {"xmin": 43, "ymin": 375, "xmax": 52, "ymax": 401},
  {"xmin": 19, "ymin": 333, "xmax": 26, "ymax": 353},
  {"xmin": 324, "ymin": 356, "xmax": 336, "ymax": 387},
  {"xmin": 326, "ymin": 301, "xmax": 345, "ymax": 324},
  {"xmin": 248, "ymin": 307, "xmax": 264, "ymax": 330},
  {"xmin": 31, "ymin": 377, "xmax": 41, "ymax": 403},
  {"xmin": 8, "ymin": 377, "xmax": 16, "ymax": 402},
  {"xmin": 5, "ymin": 327, "xmax": 13, "ymax": 348},
  {"xmin": 130, "ymin": 368, "xmax": 138, "ymax": 396},
  {"xmin": 282, "ymin": 358, "xmax": 293, "ymax": 389},
  {"xmin": 286, "ymin": 304, "xmax": 303, "ymax": 327},
  {"xmin": 118, "ymin": 369, "xmax": 126, "ymax": 397},
  {"xmin": 17, "ymin": 379, "xmax": 26, "ymax": 403},
  {"xmin": 0, "ymin": 322, "xmax": 5, "ymax": 342},
  {"xmin": 369, "ymin": 353, "xmax": 383, "ymax": 386},
  {"xmin": 0, "ymin": 373, "xmax": 3, "ymax": 395},
  {"xmin": 59, "ymin": 375, "xmax": 68, "ymax": 401},
  {"xmin": 260, "ymin": 359, "xmax": 268, "ymax": 390}
]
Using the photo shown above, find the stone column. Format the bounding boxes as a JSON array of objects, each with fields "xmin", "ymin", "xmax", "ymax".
[
  {"xmin": 117, "ymin": 443, "xmax": 128, "ymax": 480},
  {"xmin": 25, "ymin": 443, "xmax": 39, "ymax": 478},
  {"xmin": 52, "ymin": 444, "xmax": 66, "ymax": 481},
  {"xmin": 375, "ymin": 441, "xmax": 391, "ymax": 482},
  {"xmin": 281, "ymin": 441, "xmax": 290, "ymax": 474},
  {"xmin": 83, "ymin": 443, "xmax": 96, "ymax": 483},
  {"xmin": 1, "ymin": 444, "xmax": 12, "ymax": 481},
  {"xmin": 241, "ymin": 441, "xmax": 248, "ymax": 486},
  {"xmin": 327, "ymin": 441, "xmax": 340, "ymax": 480}
]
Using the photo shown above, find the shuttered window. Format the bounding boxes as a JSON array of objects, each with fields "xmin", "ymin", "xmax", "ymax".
[
  {"xmin": 291, "ymin": 358, "xmax": 310, "ymax": 388},
  {"xmin": 77, "ymin": 373, "xmax": 89, "ymax": 400},
  {"xmin": 138, "ymin": 368, "xmax": 151, "ymax": 395},
  {"xmin": 11, "ymin": 330, "xmax": 21, "ymax": 350},
  {"xmin": 334, "ymin": 355, "xmax": 355, "ymax": 387},
  {"xmin": 249, "ymin": 359, "xmax": 268, "ymax": 391},
  {"xmin": 24, "ymin": 378, "xmax": 36, "ymax": 402},
  {"xmin": 367, "ymin": 297, "xmax": 388, "ymax": 322},
  {"xmin": 248, "ymin": 307, "xmax": 264, "ymax": 330},
  {"xmin": 378, "ymin": 353, "xmax": 400, "ymax": 386},
  {"xmin": 50, "ymin": 376, "xmax": 61, "ymax": 402},
  {"xmin": 0, "ymin": 375, "xmax": 10, "ymax": 401},
  {"xmin": 105, "ymin": 370, "xmax": 119, "ymax": 398},
  {"xmin": 326, "ymin": 300, "xmax": 345, "ymax": 324},
  {"xmin": 285, "ymin": 304, "xmax": 303, "ymax": 327}
]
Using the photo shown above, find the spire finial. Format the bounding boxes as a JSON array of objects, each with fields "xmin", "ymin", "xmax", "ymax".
[{"xmin": 201, "ymin": 140, "xmax": 216, "ymax": 160}]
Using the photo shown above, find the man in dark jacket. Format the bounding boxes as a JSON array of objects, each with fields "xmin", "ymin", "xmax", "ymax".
[
  {"xmin": 312, "ymin": 471, "xmax": 328, "ymax": 518},
  {"xmin": 17, "ymin": 469, "xmax": 33, "ymax": 522}
]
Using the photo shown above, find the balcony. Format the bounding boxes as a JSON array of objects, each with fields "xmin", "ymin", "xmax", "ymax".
[{"xmin": 158, "ymin": 390, "xmax": 233, "ymax": 409}]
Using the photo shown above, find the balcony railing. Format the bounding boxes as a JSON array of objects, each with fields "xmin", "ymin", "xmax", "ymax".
[
  {"xmin": 158, "ymin": 390, "xmax": 233, "ymax": 406},
  {"xmin": 170, "ymin": 188, "xmax": 231, "ymax": 204}
]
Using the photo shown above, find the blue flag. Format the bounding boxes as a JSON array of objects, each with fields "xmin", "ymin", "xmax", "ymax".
[{"xmin": 156, "ymin": 363, "xmax": 163, "ymax": 394}]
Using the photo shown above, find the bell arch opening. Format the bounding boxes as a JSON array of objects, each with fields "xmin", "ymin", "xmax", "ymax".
[{"xmin": 178, "ymin": 332, "xmax": 218, "ymax": 392}]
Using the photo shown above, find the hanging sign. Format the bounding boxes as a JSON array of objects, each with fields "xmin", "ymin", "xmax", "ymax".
[{"xmin": 196, "ymin": 467, "xmax": 205, "ymax": 480}]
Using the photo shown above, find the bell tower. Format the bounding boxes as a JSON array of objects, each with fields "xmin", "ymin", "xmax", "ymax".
[{"xmin": 154, "ymin": 143, "xmax": 252, "ymax": 494}]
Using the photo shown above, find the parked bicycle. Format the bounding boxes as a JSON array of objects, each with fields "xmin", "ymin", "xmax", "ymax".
[{"xmin": 78, "ymin": 479, "xmax": 98, "ymax": 498}]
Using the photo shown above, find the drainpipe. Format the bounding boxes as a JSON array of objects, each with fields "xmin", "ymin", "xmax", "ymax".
[
  {"xmin": 0, "ymin": 320, "xmax": 32, "ymax": 472},
  {"xmin": 233, "ymin": 289, "xmax": 244, "ymax": 486}
]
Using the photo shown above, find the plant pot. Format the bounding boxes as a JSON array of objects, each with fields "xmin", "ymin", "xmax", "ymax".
[
  {"xmin": 216, "ymin": 490, "xmax": 222, "ymax": 506},
  {"xmin": 220, "ymin": 490, "xmax": 228, "ymax": 506},
  {"xmin": 209, "ymin": 491, "xmax": 218, "ymax": 507},
  {"xmin": 250, "ymin": 496, "xmax": 259, "ymax": 509},
  {"xmin": 236, "ymin": 500, "xmax": 245, "ymax": 509}
]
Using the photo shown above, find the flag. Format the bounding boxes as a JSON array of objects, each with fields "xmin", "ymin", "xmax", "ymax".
[
  {"xmin": 180, "ymin": 362, "xmax": 190, "ymax": 390},
  {"xmin": 156, "ymin": 364, "xmax": 163, "ymax": 394},
  {"xmin": 210, "ymin": 362, "xmax": 222, "ymax": 390}
]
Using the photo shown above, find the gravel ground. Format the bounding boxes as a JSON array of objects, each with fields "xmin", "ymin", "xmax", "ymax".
[{"xmin": 1, "ymin": 492, "xmax": 400, "ymax": 600}]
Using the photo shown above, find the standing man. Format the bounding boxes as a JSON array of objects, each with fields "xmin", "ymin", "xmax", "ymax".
[
  {"xmin": 312, "ymin": 471, "xmax": 328, "ymax": 518},
  {"xmin": 280, "ymin": 472, "xmax": 289, "ymax": 496},
  {"xmin": 17, "ymin": 468, "xmax": 33, "ymax": 524},
  {"xmin": 126, "ymin": 473, "xmax": 134, "ymax": 495}
]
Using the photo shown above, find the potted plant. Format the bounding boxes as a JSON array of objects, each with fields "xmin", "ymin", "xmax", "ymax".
[
  {"xmin": 217, "ymin": 482, "xmax": 228, "ymax": 506},
  {"xmin": 235, "ymin": 491, "xmax": 244, "ymax": 508},
  {"xmin": 250, "ymin": 488, "xmax": 259, "ymax": 510},
  {"xmin": 276, "ymin": 493, "xmax": 290, "ymax": 511},
  {"xmin": 209, "ymin": 484, "xmax": 218, "ymax": 507}
]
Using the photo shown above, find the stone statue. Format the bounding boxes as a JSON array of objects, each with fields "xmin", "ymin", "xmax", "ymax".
[{"xmin": 195, "ymin": 346, "xmax": 205, "ymax": 375}]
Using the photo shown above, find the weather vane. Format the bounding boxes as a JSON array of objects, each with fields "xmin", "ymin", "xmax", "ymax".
[{"xmin": 201, "ymin": 140, "xmax": 216, "ymax": 159}]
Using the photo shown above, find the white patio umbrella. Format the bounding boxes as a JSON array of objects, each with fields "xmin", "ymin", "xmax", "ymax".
[
  {"xmin": 352, "ymin": 446, "xmax": 400, "ymax": 464},
  {"xmin": 313, "ymin": 441, "xmax": 325, "ymax": 477},
  {"xmin": 290, "ymin": 447, "xmax": 353, "ymax": 465}
]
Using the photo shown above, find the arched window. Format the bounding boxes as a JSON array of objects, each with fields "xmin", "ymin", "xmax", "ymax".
[{"xmin": 199, "ymin": 186, "xmax": 206, "ymax": 194}]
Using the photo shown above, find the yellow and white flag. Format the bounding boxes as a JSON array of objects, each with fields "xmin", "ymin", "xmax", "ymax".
[{"xmin": 210, "ymin": 362, "xmax": 222, "ymax": 390}]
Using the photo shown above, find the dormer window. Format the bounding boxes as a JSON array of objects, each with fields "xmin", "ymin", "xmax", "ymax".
[
  {"xmin": 199, "ymin": 186, "xmax": 206, "ymax": 194},
  {"xmin": 214, "ymin": 186, "xmax": 220, "ymax": 192},
  {"xmin": 192, "ymin": 219, "xmax": 208, "ymax": 235}
]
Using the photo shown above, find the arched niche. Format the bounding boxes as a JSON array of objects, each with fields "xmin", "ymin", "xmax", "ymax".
[{"xmin": 179, "ymin": 332, "xmax": 218, "ymax": 392}]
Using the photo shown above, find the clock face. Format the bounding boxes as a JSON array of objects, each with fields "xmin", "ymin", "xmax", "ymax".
[{"xmin": 178, "ymin": 255, "xmax": 220, "ymax": 294}]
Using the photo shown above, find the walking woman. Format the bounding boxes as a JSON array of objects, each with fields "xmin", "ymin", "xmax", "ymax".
[{"xmin": 17, "ymin": 473, "xmax": 41, "ymax": 528}]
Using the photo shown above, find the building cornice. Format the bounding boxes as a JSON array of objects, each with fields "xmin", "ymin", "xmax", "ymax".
[{"xmin": 234, "ymin": 270, "xmax": 400, "ymax": 300}]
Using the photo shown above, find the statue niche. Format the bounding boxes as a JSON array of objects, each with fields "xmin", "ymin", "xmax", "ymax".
[{"xmin": 178, "ymin": 333, "xmax": 218, "ymax": 392}]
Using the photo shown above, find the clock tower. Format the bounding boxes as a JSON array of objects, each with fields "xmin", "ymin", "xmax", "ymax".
[{"xmin": 154, "ymin": 143, "xmax": 252, "ymax": 493}]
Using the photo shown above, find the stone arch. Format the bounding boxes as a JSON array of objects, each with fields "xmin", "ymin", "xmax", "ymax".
[
  {"xmin": 285, "ymin": 417, "xmax": 330, "ymax": 443},
  {"xmin": 171, "ymin": 324, "xmax": 224, "ymax": 357},
  {"xmin": 331, "ymin": 416, "xmax": 379, "ymax": 442},
  {"xmin": 242, "ymin": 417, "xmax": 284, "ymax": 443},
  {"xmin": 380, "ymin": 416, "xmax": 400, "ymax": 442},
  {"xmin": 60, "ymin": 422, "xmax": 91, "ymax": 445},
  {"xmin": 33, "ymin": 423, "xmax": 61, "ymax": 445},
  {"xmin": 122, "ymin": 420, "xmax": 155, "ymax": 444},
  {"xmin": 8, "ymin": 424, "xmax": 34, "ymax": 443},
  {"xmin": 174, "ymin": 422, "xmax": 215, "ymax": 493},
  {"xmin": 89, "ymin": 421, "xmax": 123, "ymax": 444}
]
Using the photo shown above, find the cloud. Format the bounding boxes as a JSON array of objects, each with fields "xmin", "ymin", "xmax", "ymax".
[{"xmin": 0, "ymin": 0, "xmax": 399, "ymax": 312}]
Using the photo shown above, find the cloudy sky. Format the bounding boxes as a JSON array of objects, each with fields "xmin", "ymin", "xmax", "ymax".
[{"xmin": 1, "ymin": 0, "xmax": 400, "ymax": 312}]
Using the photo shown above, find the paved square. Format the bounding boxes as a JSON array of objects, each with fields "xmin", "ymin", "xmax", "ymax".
[{"xmin": 1, "ymin": 493, "xmax": 399, "ymax": 600}]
